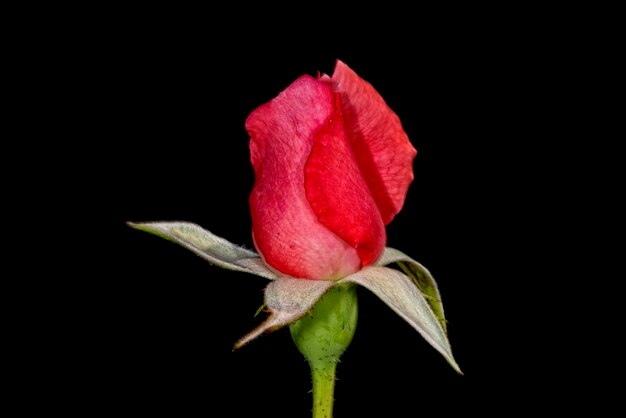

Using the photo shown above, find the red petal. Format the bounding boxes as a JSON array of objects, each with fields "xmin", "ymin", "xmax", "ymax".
[
  {"xmin": 304, "ymin": 94, "xmax": 386, "ymax": 266},
  {"xmin": 246, "ymin": 76, "xmax": 361, "ymax": 280},
  {"xmin": 331, "ymin": 60, "xmax": 417, "ymax": 224}
]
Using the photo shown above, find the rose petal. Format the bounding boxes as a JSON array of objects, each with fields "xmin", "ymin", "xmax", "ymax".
[
  {"xmin": 246, "ymin": 76, "xmax": 361, "ymax": 280},
  {"xmin": 304, "ymin": 94, "xmax": 386, "ymax": 267},
  {"xmin": 331, "ymin": 60, "xmax": 417, "ymax": 224}
]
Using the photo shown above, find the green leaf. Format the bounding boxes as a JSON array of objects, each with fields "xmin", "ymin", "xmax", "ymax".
[
  {"xmin": 342, "ymin": 266, "xmax": 461, "ymax": 374},
  {"xmin": 376, "ymin": 247, "xmax": 447, "ymax": 333},
  {"xmin": 128, "ymin": 221, "xmax": 277, "ymax": 280}
]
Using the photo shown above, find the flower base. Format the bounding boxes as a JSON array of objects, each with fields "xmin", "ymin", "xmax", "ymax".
[{"xmin": 290, "ymin": 284, "xmax": 358, "ymax": 418}]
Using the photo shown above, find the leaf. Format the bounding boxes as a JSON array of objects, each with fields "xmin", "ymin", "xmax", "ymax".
[
  {"xmin": 376, "ymin": 247, "xmax": 447, "ymax": 333},
  {"xmin": 375, "ymin": 247, "xmax": 412, "ymax": 267},
  {"xmin": 234, "ymin": 277, "xmax": 334, "ymax": 349},
  {"xmin": 342, "ymin": 266, "xmax": 462, "ymax": 374},
  {"xmin": 128, "ymin": 221, "xmax": 278, "ymax": 280}
]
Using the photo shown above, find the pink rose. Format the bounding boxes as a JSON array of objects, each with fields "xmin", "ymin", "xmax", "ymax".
[
  {"xmin": 247, "ymin": 60, "xmax": 417, "ymax": 280},
  {"xmin": 129, "ymin": 60, "xmax": 460, "ymax": 376}
]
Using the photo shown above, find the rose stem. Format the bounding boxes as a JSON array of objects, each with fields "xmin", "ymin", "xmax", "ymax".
[{"xmin": 290, "ymin": 284, "xmax": 358, "ymax": 418}]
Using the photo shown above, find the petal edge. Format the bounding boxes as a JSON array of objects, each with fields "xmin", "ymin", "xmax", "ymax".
[{"xmin": 331, "ymin": 61, "xmax": 417, "ymax": 224}]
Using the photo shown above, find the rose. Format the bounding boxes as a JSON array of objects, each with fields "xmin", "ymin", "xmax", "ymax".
[
  {"xmin": 129, "ymin": 60, "xmax": 460, "ymax": 393},
  {"xmin": 246, "ymin": 60, "xmax": 417, "ymax": 280}
]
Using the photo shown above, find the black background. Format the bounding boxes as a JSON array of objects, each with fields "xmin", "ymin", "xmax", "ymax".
[{"xmin": 36, "ymin": 7, "xmax": 597, "ymax": 416}]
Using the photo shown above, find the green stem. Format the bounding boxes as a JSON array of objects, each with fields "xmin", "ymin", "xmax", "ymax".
[
  {"xmin": 311, "ymin": 360, "xmax": 337, "ymax": 418},
  {"xmin": 290, "ymin": 284, "xmax": 358, "ymax": 418}
]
